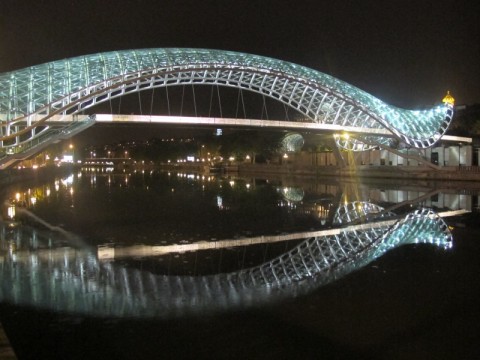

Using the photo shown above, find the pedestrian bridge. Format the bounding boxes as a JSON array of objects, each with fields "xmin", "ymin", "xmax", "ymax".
[{"xmin": 0, "ymin": 48, "xmax": 455, "ymax": 167}]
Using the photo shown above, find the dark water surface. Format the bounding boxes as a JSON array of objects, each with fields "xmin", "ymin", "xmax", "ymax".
[{"xmin": 1, "ymin": 169, "xmax": 479, "ymax": 359}]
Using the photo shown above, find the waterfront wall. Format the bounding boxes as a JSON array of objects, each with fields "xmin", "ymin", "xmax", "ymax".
[{"xmin": 236, "ymin": 162, "xmax": 480, "ymax": 182}]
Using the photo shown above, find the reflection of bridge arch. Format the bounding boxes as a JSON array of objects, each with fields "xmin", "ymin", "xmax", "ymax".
[
  {"xmin": 0, "ymin": 208, "xmax": 451, "ymax": 318},
  {"xmin": 333, "ymin": 201, "xmax": 394, "ymax": 225},
  {"xmin": 1, "ymin": 49, "xmax": 453, "ymax": 151}
]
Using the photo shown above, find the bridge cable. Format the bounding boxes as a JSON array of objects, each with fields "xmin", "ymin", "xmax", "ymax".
[
  {"xmin": 216, "ymin": 85, "xmax": 223, "ymax": 118},
  {"xmin": 108, "ymin": 93, "xmax": 113, "ymax": 115},
  {"xmin": 235, "ymin": 88, "xmax": 247, "ymax": 119},
  {"xmin": 263, "ymin": 243, "xmax": 269, "ymax": 263},
  {"xmin": 240, "ymin": 88, "xmax": 247, "ymax": 118},
  {"xmin": 208, "ymin": 86, "xmax": 214, "ymax": 117},
  {"xmin": 191, "ymin": 85, "xmax": 198, "ymax": 117},
  {"xmin": 261, "ymin": 94, "xmax": 269, "ymax": 120},
  {"xmin": 180, "ymin": 85, "xmax": 185, "ymax": 116},
  {"xmin": 117, "ymin": 95, "xmax": 122, "ymax": 115},
  {"xmin": 165, "ymin": 82, "xmax": 171, "ymax": 116},
  {"xmin": 149, "ymin": 87, "xmax": 155, "ymax": 115},
  {"xmin": 283, "ymin": 103, "xmax": 290, "ymax": 121},
  {"xmin": 137, "ymin": 90, "xmax": 143, "ymax": 116},
  {"xmin": 235, "ymin": 88, "xmax": 241, "ymax": 118}
]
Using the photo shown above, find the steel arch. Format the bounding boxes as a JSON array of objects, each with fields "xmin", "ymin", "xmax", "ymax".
[{"xmin": 0, "ymin": 48, "xmax": 453, "ymax": 149}]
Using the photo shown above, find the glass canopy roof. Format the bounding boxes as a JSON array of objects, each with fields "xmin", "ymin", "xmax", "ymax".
[{"xmin": 0, "ymin": 48, "xmax": 453, "ymax": 148}]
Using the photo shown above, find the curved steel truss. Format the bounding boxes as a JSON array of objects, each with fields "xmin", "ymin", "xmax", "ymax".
[
  {"xmin": 0, "ymin": 207, "xmax": 451, "ymax": 318},
  {"xmin": 0, "ymin": 48, "xmax": 453, "ymax": 151}
]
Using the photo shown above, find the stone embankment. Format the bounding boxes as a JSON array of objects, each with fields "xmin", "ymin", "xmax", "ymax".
[{"xmin": 236, "ymin": 163, "xmax": 480, "ymax": 183}]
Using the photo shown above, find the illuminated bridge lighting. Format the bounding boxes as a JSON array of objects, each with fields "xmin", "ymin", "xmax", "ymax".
[{"xmin": 1, "ymin": 49, "xmax": 453, "ymax": 161}]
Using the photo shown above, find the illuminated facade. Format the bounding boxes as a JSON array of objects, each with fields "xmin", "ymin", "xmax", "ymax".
[{"xmin": 1, "ymin": 49, "xmax": 453, "ymax": 157}]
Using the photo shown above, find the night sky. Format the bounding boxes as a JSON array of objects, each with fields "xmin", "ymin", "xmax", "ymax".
[{"xmin": 1, "ymin": 0, "xmax": 479, "ymax": 109}]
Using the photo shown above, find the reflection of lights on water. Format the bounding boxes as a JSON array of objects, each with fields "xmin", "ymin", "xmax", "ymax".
[
  {"xmin": 7, "ymin": 205, "xmax": 15, "ymax": 219},
  {"xmin": 229, "ymin": 180, "xmax": 235, "ymax": 187},
  {"xmin": 70, "ymin": 188, "xmax": 74, "ymax": 195},
  {"xmin": 217, "ymin": 195, "xmax": 223, "ymax": 209},
  {"xmin": 15, "ymin": 193, "xmax": 20, "ymax": 201},
  {"xmin": 61, "ymin": 175, "xmax": 74, "ymax": 186},
  {"xmin": 46, "ymin": 188, "xmax": 51, "ymax": 197},
  {"xmin": 55, "ymin": 181, "xmax": 60, "ymax": 191}
]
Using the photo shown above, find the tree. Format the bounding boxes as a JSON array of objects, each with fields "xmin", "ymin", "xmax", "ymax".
[
  {"xmin": 218, "ymin": 130, "xmax": 283, "ymax": 162},
  {"xmin": 448, "ymin": 104, "xmax": 480, "ymax": 137}
]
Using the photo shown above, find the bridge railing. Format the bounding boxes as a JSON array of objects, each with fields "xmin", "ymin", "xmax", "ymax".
[{"xmin": 0, "ymin": 115, "xmax": 95, "ymax": 168}]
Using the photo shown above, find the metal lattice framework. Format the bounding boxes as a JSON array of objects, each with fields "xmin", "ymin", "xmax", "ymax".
[
  {"xmin": 333, "ymin": 201, "xmax": 395, "ymax": 224},
  {"xmin": 0, "ymin": 48, "xmax": 453, "ymax": 151},
  {"xmin": 280, "ymin": 133, "xmax": 305, "ymax": 153},
  {"xmin": 0, "ymin": 207, "xmax": 451, "ymax": 318}
]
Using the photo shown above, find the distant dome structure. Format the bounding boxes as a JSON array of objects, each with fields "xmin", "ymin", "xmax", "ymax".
[
  {"xmin": 280, "ymin": 133, "xmax": 304, "ymax": 153},
  {"xmin": 442, "ymin": 91, "xmax": 455, "ymax": 105}
]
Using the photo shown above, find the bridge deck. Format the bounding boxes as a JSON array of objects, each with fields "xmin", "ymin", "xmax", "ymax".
[{"xmin": 78, "ymin": 114, "xmax": 470, "ymax": 143}]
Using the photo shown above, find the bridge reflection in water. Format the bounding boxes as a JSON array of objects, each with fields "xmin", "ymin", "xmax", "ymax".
[{"xmin": 0, "ymin": 201, "xmax": 455, "ymax": 319}]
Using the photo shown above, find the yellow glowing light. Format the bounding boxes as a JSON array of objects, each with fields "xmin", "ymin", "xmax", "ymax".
[{"xmin": 442, "ymin": 91, "xmax": 455, "ymax": 105}]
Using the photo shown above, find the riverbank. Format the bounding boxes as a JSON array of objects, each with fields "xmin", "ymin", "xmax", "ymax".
[
  {"xmin": 2, "ymin": 162, "xmax": 480, "ymax": 190},
  {"xmin": 0, "ymin": 165, "xmax": 79, "ymax": 190},
  {"xmin": 236, "ymin": 163, "xmax": 480, "ymax": 182}
]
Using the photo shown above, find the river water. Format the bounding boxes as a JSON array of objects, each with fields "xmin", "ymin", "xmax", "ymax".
[{"xmin": 1, "ymin": 168, "xmax": 479, "ymax": 359}]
